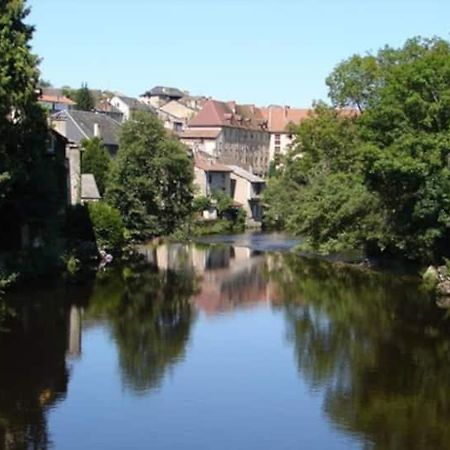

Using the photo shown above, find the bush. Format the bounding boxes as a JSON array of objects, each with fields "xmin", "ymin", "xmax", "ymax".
[
  {"xmin": 88, "ymin": 202, "xmax": 125, "ymax": 252},
  {"xmin": 192, "ymin": 196, "xmax": 211, "ymax": 212}
]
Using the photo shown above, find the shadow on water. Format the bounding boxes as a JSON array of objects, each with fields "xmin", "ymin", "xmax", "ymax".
[
  {"xmin": 270, "ymin": 253, "xmax": 450, "ymax": 450},
  {"xmin": 1, "ymin": 235, "xmax": 450, "ymax": 449}
]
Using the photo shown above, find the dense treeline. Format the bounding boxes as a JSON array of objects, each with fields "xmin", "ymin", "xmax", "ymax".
[
  {"xmin": 265, "ymin": 37, "xmax": 450, "ymax": 263},
  {"xmin": 0, "ymin": 0, "xmax": 195, "ymax": 308}
]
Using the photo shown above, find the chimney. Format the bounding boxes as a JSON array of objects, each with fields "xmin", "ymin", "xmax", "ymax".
[
  {"xmin": 93, "ymin": 123, "xmax": 100, "ymax": 138},
  {"xmin": 284, "ymin": 106, "xmax": 290, "ymax": 119}
]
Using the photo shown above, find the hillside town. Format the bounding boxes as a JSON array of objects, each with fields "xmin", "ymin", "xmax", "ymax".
[{"xmin": 38, "ymin": 85, "xmax": 312, "ymax": 226}]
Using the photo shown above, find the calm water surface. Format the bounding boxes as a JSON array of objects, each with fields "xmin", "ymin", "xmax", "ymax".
[{"xmin": 1, "ymin": 233, "xmax": 450, "ymax": 450}]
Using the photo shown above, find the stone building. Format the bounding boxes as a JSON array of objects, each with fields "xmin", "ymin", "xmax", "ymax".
[
  {"xmin": 109, "ymin": 95, "xmax": 155, "ymax": 121},
  {"xmin": 181, "ymin": 100, "xmax": 270, "ymax": 176},
  {"xmin": 260, "ymin": 106, "xmax": 311, "ymax": 160}
]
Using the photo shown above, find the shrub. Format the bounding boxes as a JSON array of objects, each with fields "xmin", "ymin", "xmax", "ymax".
[
  {"xmin": 192, "ymin": 196, "xmax": 211, "ymax": 212},
  {"xmin": 88, "ymin": 202, "xmax": 124, "ymax": 252}
]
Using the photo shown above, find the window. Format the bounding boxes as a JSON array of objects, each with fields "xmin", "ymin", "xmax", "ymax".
[
  {"xmin": 275, "ymin": 134, "xmax": 281, "ymax": 145},
  {"xmin": 275, "ymin": 146, "xmax": 281, "ymax": 153}
]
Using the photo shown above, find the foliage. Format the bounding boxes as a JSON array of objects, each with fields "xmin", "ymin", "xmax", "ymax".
[
  {"xmin": 85, "ymin": 258, "xmax": 196, "ymax": 393},
  {"xmin": 74, "ymin": 82, "xmax": 95, "ymax": 111},
  {"xmin": 270, "ymin": 253, "xmax": 450, "ymax": 449},
  {"xmin": 87, "ymin": 201, "xmax": 124, "ymax": 252},
  {"xmin": 61, "ymin": 85, "xmax": 76, "ymax": 100},
  {"xmin": 81, "ymin": 137, "xmax": 111, "ymax": 195},
  {"xmin": 0, "ymin": 0, "xmax": 65, "ymax": 253},
  {"xmin": 265, "ymin": 36, "xmax": 450, "ymax": 263},
  {"xmin": 192, "ymin": 195, "xmax": 211, "ymax": 212},
  {"xmin": 106, "ymin": 111, "xmax": 194, "ymax": 241},
  {"xmin": 0, "ymin": 272, "xmax": 17, "ymax": 329}
]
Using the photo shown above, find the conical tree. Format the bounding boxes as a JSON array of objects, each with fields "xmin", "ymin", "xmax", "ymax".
[{"xmin": 75, "ymin": 82, "xmax": 95, "ymax": 111}]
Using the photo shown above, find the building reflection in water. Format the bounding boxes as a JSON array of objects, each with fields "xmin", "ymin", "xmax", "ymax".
[
  {"xmin": 0, "ymin": 289, "xmax": 86, "ymax": 449},
  {"xmin": 141, "ymin": 243, "xmax": 279, "ymax": 315}
]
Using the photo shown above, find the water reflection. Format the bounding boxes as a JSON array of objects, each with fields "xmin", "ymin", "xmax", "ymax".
[
  {"xmin": 0, "ymin": 287, "xmax": 87, "ymax": 449},
  {"xmin": 1, "ymin": 240, "xmax": 450, "ymax": 449},
  {"xmin": 271, "ymin": 254, "xmax": 450, "ymax": 450},
  {"xmin": 140, "ymin": 243, "xmax": 274, "ymax": 314},
  {"xmin": 86, "ymin": 259, "xmax": 196, "ymax": 394}
]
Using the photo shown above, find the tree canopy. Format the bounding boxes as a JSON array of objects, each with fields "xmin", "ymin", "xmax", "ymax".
[
  {"xmin": 81, "ymin": 137, "xmax": 111, "ymax": 195},
  {"xmin": 265, "ymin": 36, "xmax": 450, "ymax": 263},
  {"xmin": 0, "ymin": 0, "xmax": 58, "ymax": 250},
  {"xmin": 106, "ymin": 112, "xmax": 194, "ymax": 241},
  {"xmin": 75, "ymin": 82, "xmax": 95, "ymax": 111}
]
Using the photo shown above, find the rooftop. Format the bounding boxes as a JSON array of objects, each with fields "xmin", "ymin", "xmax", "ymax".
[
  {"xmin": 81, "ymin": 174, "xmax": 101, "ymax": 200},
  {"xmin": 189, "ymin": 100, "xmax": 268, "ymax": 131},
  {"xmin": 39, "ymin": 94, "xmax": 76, "ymax": 106},
  {"xmin": 115, "ymin": 95, "xmax": 156, "ymax": 113},
  {"xmin": 228, "ymin": 165, "xmax": 266, "ymax": 183},
  {"xmin": 260, "ymin": 106, "xmax": 312, "ymax": 133},
  {"xmin": 53, "ymin": 110, "xmax": 121, "ymax": 147},
  {"xmin": 143, "ymin": 86, "xmax": 185, "ymax": 98},
  {"xmin": 195, "ymin": 158, "xmax": 232, "ymax": 172},
  {"xmin": 180, "ymin": 129, "xmax": 221, "ymax": 140}
]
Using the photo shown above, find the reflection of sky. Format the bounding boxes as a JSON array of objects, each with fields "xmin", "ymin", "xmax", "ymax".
[{"xmin": 48, "ymin": 308, "xmax": 361, "ymax": 450}]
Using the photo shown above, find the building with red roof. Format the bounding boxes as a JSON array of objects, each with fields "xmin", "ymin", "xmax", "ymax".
[
  {"xmin": 260, "ymin": 106, "xmax": 312, "ymax": 159},
  {"xmin": 182, "ymin": 99, "xmax": 271, "ymax": 176}
]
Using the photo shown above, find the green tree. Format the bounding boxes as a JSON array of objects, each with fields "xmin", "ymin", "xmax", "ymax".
[
  {"xmin": 88, "ymin": 202, "xmax": 124, "ymax": 252},
  {"xmin": 81, "ymin": 137, "xmax": 111, "ymax": 195},
  {"xmin": 75, "ymin": 82, "xmax": 95, "ymax": 111},
  {"xmin": 106, "ymin": 111, "xmax": 194, "ymax": 241},
  {"xmin": 0, "ymin": 0, "xmax": 53, "ymax": 250},
  {"xmin": 266, "ymin": 36, "xmax": 450, "ymax": 263}
]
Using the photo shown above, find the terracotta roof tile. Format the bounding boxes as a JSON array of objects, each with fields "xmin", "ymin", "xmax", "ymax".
[
  {"xmin": 260, "ymin": 106, "xmax": 311, "ymax": 132},
  {"xmin": 180, "ymin": 129, "xmax": 221, "ymax": 139},
  {"xmin": 39, "ymin": 94, "xmax": 76, "ymax": 106},
  {"xmin": 195, "ymin": 158, "xmax": 231, "ymax": 172},
  {"xmin": 189, "ymin": 99, "xmax": 268, "ymax": 131}
]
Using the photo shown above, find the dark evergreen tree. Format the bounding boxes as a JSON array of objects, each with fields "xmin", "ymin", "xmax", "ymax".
[{"xmin": 75, "ymin": 82, "xmax": 95, "ymax": 111}]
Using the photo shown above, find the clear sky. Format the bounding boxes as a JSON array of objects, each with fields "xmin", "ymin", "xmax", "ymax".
[{"xmin": 28, "ymin": 0, "xmax": 449, "ymax": 107}]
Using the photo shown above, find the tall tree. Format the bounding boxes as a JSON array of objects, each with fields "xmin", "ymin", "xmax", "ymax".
[
  {"xmin": 75, "ymin": 82, "xmax": 95, "ymax": 111},
  {"xmin": 81, "ymin": 137, "xmax": 111, "ymax": 195},
  {"xmin": 0, "ymin": 0, "xmax": 50, "ymax": 249},
  {"xmin": 266, "ymin": 36, "xmax": 450, "ymax": 262},
  {"xmin": 106, "ymin": 112, "xmax": 194, "ymax": 240}
]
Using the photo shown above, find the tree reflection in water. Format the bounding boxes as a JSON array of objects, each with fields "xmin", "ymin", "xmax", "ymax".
[
  {"xmin": 271, "ymin": 254, "xmax": 450, "ymax": 450},
  {"xmin": 0, "ymin": 287, "xmax": 84, "ymax": 450},
  {"xmin": 86, "ymin": 257, "xmax": 197, "ymax": 394}
]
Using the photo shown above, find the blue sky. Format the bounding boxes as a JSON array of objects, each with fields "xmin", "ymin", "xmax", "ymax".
[{"xmin": 29, "ymin": 0, "xmax": 449, "ymax": 107}]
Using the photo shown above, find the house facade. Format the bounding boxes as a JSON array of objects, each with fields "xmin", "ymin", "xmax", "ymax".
[
  {"xmin": 229, "ymin": 165, "xmax": 266, "ymax": 225},
  {"xmin": 260, "ymin": 106, "xmax": 311, "ymax": 160},
  {"xmin": 109, "ymin": 95, "xmax": 155, "ymax": 121},
  {"xmin": 194, "ymin": 159, "xmax": 232, "ymax": 197},
  {"xmin": 182, "ymin": 100, "xmax": 271, "ymax": 176}
]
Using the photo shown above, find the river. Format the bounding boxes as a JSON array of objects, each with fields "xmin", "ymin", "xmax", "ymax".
[{"xmin": 1, "ymin": 233, "xmax": 449, "ymax": 449}]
